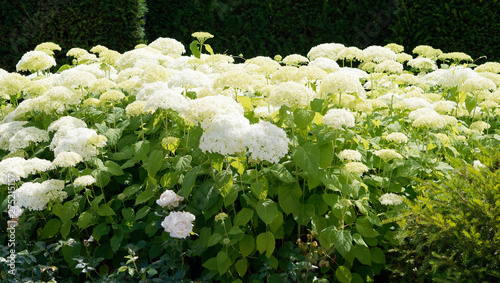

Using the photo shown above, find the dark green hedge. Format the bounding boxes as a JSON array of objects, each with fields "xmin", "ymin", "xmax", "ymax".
[
  {"xmin": 146, "ymin": 0, "xmax": 499, "ymax": 62},
  {"xmin": 0, "ymin": 0, "xmax": 146, "ymax": 72}
]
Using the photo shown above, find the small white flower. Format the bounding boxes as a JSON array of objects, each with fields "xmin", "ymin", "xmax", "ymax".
[
  {"xmin": 379, "ymin": 193, "xmax": 404, "ymax": 205},
  {"xmin": 473, "ymin": 160, "xmax": 487, "ymax": 170},
  {"xmin": 156, "ymin": 190, "xmax": 184, "ymax": 208}
]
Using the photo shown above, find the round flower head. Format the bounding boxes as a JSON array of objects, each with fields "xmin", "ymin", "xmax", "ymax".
[
  {"xmin": 67, "ymin": 48, "xmax": 89, "ymax": 59},
  {"xmin": 13, "ymin": 179, "xmax": 67, "ymax": 211},
  {"xmin": 407, "ymin": 57, "xmax": 437, "ymax": 72},
  {"xmin": 385, "ymin": 43, "xmax": 404, "ymax": 54},
  {"xmin": 90, "ymin": 45, "xmax": 109, "ymax": 54},
  {"xmin": 199, "ymin": 113, "xmax": 250, "ymax": 156},
  {"xmin": 309, "ymin": 57, "xmax": 340, "ymax": 72},
  {"xmin": 74, "ymin": 175, "xmax": 96, "ymax": 187},
  {"xmin": 282, "ymin": 54, "xmax": 309, "ymax": 66},
  {"xmin": 8, "ymin": 126, "xmax": 49, "ymax": 153},
  {"xmin": 361, "ymin": 46, "xmax": 396, "ymax": 63},
  {"xmin": 320, "ymin": 72, "xmax": 366, "ymax": 100},
  {"xmin": 0, "ymin": 73, "xmax": 30, "ymax": 99},
  {"xmin": 475, "ymin": 62, "xmax": 500, "ymax": 74},
  {"xmin": 338, "ymin": 149, "xmax": 362, "ymax": 161},
  {"xmin": 53, "ymin": 152, "xmax": 84, "ymax": 167},
  {"xmin": 16, "ymin": 51, "xmax": 57, "ymax": 72},
  {"xmin": 145, "ymin": 89, "xmax": 188, "ymax": 113},
  {"xmin": 161, "ymin": 211, "xmax": 196, "ymax": 238},
  {"xmin": 345, "ymin": 162, "xmax": 369, "ymax": 175},
  {"xmin": 157, "ymin": 190, "xmax": 184, "ymax": 208},
  {"xmin": 181, "ymin": 95, "xmax": 244, "ymax": 126},
  {"xmin": 100, "ymin": 90, "xmax": 125, "ymax": 103},
  {"xmin": 167, "ymin": 69, "xmax": 211, "ymax": 89},
  {"xmin": 126, "ymin": 100, "xmax": 150, "ymax": 117},
  {"xmin": 336, "ymin": 46, "xmax": 363, "ymax": 62},
  {"xmin": 149, "ymin": 37, "xmax": 186, "ymax": 57},
  {"xmin": 374, "ymin": 60, "xmax": 403, "ymax": 74},
  {"xmin": 35, "ymin": 42, "xmax": 61, "ymax": 56},
  {"xmin": 307, "ymin": 43, "xmax": 345, "ymax": 60},
  {"xmin": 245, "ymin": 121, "xmax": 290, "ymax": 164},
  {"xmin": 87, "ymin": 135, "xmax": 108, "ymax": 148},
  {"xmin": 379, "ymin": 193, "xmax": 404, "ymax": 205},
  {"xmin": 373, "ymin": 149, "xmax": 403, "ymax": 162},
  {"xmin": 469, "ymin": 121, "xmax": 490, "ymax": 133},
  {"xmin": 191, "ymin": 31, "xmax": 214, "ymax": 41},
  {"xmin": 268, "ymin": 81, "xmax": 316, "ymax": 109},
  {"xmin": 322, "ymin": 109, "xmax": 355, "ymax": 129},
  {"xmin": 8, "ymin": 205, "xmax": 24, "ymax": 219},
  {"xmin": 385, "ymin": 132, "xmax": 408, "ymax": 144}
]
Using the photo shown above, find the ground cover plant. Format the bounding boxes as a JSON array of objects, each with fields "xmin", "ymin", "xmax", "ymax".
[{"xmin": 1, "ymin": 32, "xmax": 500, "ymax": 282}]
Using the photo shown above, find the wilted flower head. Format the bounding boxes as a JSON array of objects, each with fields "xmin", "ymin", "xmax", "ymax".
[
  {"xmin": 161, "ymin": 211, "xmax": 196, "ymax": 238},
  {"xmin": 16, "ymin": 51, "xmax": 57, "ymax": 72}
]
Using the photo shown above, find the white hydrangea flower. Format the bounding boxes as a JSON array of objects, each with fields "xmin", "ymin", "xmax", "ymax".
[
  {"xmin": 473, "ymin": 160, "xmax": 487, "ymax": 170},
  {"xmin": 344, "ymin": 162, "xmax": 369, "ymax": 174},
  {"xmin": 320, "ymin": 72, "xmax": 366, "ymax": 100},
  {"xmin": 322, "ymin": 109, "xmax": 355, "ymax": 129},
  {"xmin": 0, "ymin": 121, "xmax": 28, "ymax": 150},
  {"xmin": 282, "ymin": 54, "xmax": 309, "ymax": 66},
  {"xmin": 53, "ymin": 128, "xmax": 100, "ymax": 160},
  {"xmin": 385, "ymin": 132, "xmax": 408, "ymax": 144},
  {"xmin": 13, "ymin": 179, "xmax": 67, "ymax": 211},
  {"xmin": 373, "ymin": 149, "xmax": 403, "ymax": 161},
  {"xmin": 74, "ymin": 175, "xmax": 96, "ymax": 187},
  {"xmin": 135, "ymin": 81, "xmax": 171, "ymax": 101},
  {"xmin": 338, "ymin": 149, "xmax": 362, "ymax": 161},
  {"xmin": 199, "ymin": 113, "xmax": 250, "ymax": 156},
  {"xmin": 308, "ymin": 57, "xmax": 340, "ymax": 72},
  {"xmin": 246, "ymin": 121, "xmax": 290, "ymax": 164},
  {"xmin": 53, "ymin": 152, "xmax": 84, "ymax": 167},
  {"xmin": 16, "ymin": 50, "xmax": 57, "ymax": 72},
  {"xmin": 268, "ymin": 81, "xmax": 316, "ymax": 108},
  {"xmin": 148, "ymin": 37, "xmax": 186, "ymax": 57},
  {"xmin": 361, "ymin": 46, "xmax": 396, "ymax": 63},
  {"xmin": 145, "ymin": 89, "xmax": 188, "ymax": 113},
  {"xmin": 307, "ymin": 43, "xmax": 345, "ymax": 60},
  {"xmin": 407, "ymin": 57, "xmax": 437, "ymax": 71},
  {"xmin": 181, "ymin": 95, "xmax": 244, "ymax": 126},
  {"xmin": 156, "ymin": 190, "xmax": 184, "ymax": 208},
  {"xmin": 8, "ymin": 127, "xmax": 49, "ymax": 153},
  {"xmin": 167, "ymin": 69, "xmax": 211, "ymax": 89},
  {"xmin": 161, "ymin": 211, "xmax": 196, "ymax": 238},
  {"xmin": 379, "ymin": 193, "xmax": 404, "ymax": 205}
]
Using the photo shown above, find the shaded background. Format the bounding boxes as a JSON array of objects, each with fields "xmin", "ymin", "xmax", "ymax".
[{"xmin": 1, "ymin": 0, "xmax": 499, "ymax": 72}]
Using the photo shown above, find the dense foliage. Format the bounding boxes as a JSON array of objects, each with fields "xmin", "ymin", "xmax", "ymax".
[
  {"xmin": 1, "ymin": 33, "xmax": 500, "ymax": 282},
  {"xmin": 0, "ymin": 0, "xmax": 147, "ymax": 72},
  {"xmin": 388, "ymin": 151, "xmax": 500, "ymax": 282},
  {"xmin": 146, "ymin": 0, "xmax": 500, "ymax": 63}
]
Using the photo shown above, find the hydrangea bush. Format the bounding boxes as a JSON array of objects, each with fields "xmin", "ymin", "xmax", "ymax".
[{"xmin": 1, "ymin": 33, "xmax": 500, "ymax": 282}]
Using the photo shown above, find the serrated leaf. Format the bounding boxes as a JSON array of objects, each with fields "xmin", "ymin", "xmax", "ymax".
[
  {"xmin": 292, "ymin": 142, "xmax": 320, "ymax": 178},
  {"xmin": 239, "ymin": 235, "xmax": 255, "ymax": 257},
  {"xmin": 356, "ymin": 217, "xmax": 379, "ymax": 238},
  {"xmin": 256, "ymin": 199, "xmax": 278, "ymax": 224},
  {"xmin": 78, "ymin": 211, "xmax": 97, "ymax": 229},
  {"xmin": 235, "ymin": 258, "xmax": 248, "ymax": 277},
  {"xmin": 278, "ymin": 184, "xmax": 301, "ymax": 215},
  {"xmin": 234, "ymin": 208, "xmax": 254, "ymax": 226},
  {"xmin": 256, "ymin": 232, "xmax": 275, "ymax": 258},
  {"xmin": 178, "ymin": 166, "xmax": 200, "ymax": 198},
  {"xmin": 135, "ymin": 206, "xmax": 150, "ymax": 221},
  {"xmin": 216, "ymin": 251, "xmax": 231, "ymax": 275},
  {"xmin": 105, "ymin": 128, "xmax": 122, "ymax": 146},
  {"xmin": 147, "ymin": 150, "xmax": 164, "ymax": 177},
  {"xmin": 370, "ymin": 247, "xmax": 386, "ymax": 264},
  {"xmin": 174, "ymin": 155, "xmax": 192, "ymax": 173},
  {"xmin": 133, "ymin": 140, "xmax": 150, "ymax": 162},
  {"xmin": 352, "ymin": 244, "xmax": 371, "ymax": 265},
  {"xmin": 104, "ymin": 161, "xmax": 124, "ymax": 176},
  {"xmin": 97, "ymin": 204, "xmax": 116, "ymax": 216},
  {"xmin": 270, "ymin": 163, "xmax": 295, "ymax": 183},
  {"xmin": 336, "ymin": 266, "xmax": 352, "ymax": 283},
  {"xmin": 293, "ymin": 108, "xmax": 315, "ymax": 128},
  {"xmin": 41, "ymin": 219, "xmax": 61, "ymax": 239},
  {"xmin": 160, "ymin": 172, "xmax": 179, "ymax": 189},
  {"xmin": 334, "ymin": 230, "xmax": 353, "ymax": 257}
]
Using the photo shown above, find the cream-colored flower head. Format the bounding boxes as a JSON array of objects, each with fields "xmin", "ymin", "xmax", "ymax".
[
  {"xmin": 35, "ymin": 42, "xmax": 61, "ymax": 56},
  {"xmin": 345, "ymin": 162, "xmax": 369, "ymax": 174},
  {"xmin": 282, "ymin": 54, "xmax": 309, "ymax": 66},
  {"xmin": 385, "ymin": 132, "xmax": 408, "ymax": 144},
  {"xmin": 438, "ymin": 52, "xmax": 472, "ymax": 64},
  {"xmin": 67, "ymin": 48, "xmax": 89, "ymax": 59},
  {"xmin": 90, "ymin": 45, "xmax": 109, "ymax": 54},
  {"xmin": 373, "ymin": 149, "xmax": 403, "ymax": 161},
  {"xmin": 338, "ymin": 149, "xmax": 362, "ymax": 161},
  {"xmin": 191, "ymin": 31, "xmax": 214, "ymax": 41},
  {"xmin": 384, "ymin": 43, "xmax": 404, "ymax": 54},
  {"xmin": 16, "ymin": 51, "xmax": 57, "ymax": 72}
]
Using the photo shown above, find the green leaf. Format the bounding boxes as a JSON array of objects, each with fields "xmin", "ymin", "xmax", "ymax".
[
  {"xmin": 104, "ymin": 161, "xmax": 124, "ymax": 176},
  {"xmin": 356, "ymin": 217, "xmax": 379, "ymax": 238},
  {"xmin": 239, "ymin": 235, "xmax": 255, "ymax": 257},
  {"xmin": 352, "ymin": 244, "xmax": 371, "ymax": 265},
  {"xmin": 370, "ymin": 247, "xmax": 386, "ymax": 264},
  {"xmin": 147, "ymin": 150, "xmax": 164, "ymax": 177},
  {"xmin": 256, "ymin": 232, "xmax": 275, "ymax": 258},
  {"xmin": 178, "ymin": 166, "xmax": 200, "ymax": 198},
  {"xmin": 269, "ymin": 163, "xmax": 295, "ymax": 183},
  {"xmin": 293, "ymin": 108, "xmax": 315, "ymax": 128},
  {"xmin": 202, "ymin": 257, "xmax": 218, "ymax": 272},
  {"xmin": 235, "ymin": 258, "xmax": 248, "ymax": 277},
  {"xmin": 78, "ymin": 211, "xmax": 98, "ymax": 229},
  {"xmin": 122, "ymin": 184, "xmax": 142, "ymax": 198},
  {"xmin": 204, "ymin": 44, "xmax": 214, "ymax": 55},
  {"xmin": 53, "ymin": 201, "xmax": 78, "ymax": 223},
  {"xmin": 194, "ymin": 180, "xmax": 220, "ymax": 211},
  {"xmin": 292, "ymin": 203, "xmax": 315, "ymax": 225},
  {"xmin": 41, "ymin": 219, "xmax": 61, "ymax": 239},
  {"xmin": 174, "ymin": 155, "xmax": 192, "ymax": 173},
  {"xmin": 335, "ymin": 266, "xmax": 352, "ymax": 283},
  {"xmin": 250, "ymin": 181, "xmax": 268, "ymax": 200},
  {"xmin": 190, "ymin": 41, "xmax": 201, "ymax": 58},
  {"xmin": 160, "ymin": 172, "xmax": 179, "ymax": 189},
  {"xmin": 135, "ymin": 187, "xmax": 155, "ymax": 205},
  {"xmin": 60, "ymin": 220, "xmax": 71, "ymax": 239},
  {"xmin": 319, "ymin": 143, "xmax": 334, "ymax": 169},
  {"xmin": 310, "ymin": 98, "xmax": 326, "ymax": 113},
  {"xmin": 105, "ymin": 128, "xmax": 122, "ymax": 146},
  {"xmin": 255, "ymin": 199, "xmax": 279, "ymax": 224},
  {"xmin": 133, "ymin": 140, "xmax": 150, "ymax": 162},
  {"xmin": 216, "ymin": 251, "xmax": 231, "ymax": 275},
  {"xmin": 97, "ymin": 204, "xmax": 116, "ymax": 216},
  {"xmin": 208, "ymin": 233, "xmax": 222, "ymax": 247},
  {"xmin": 135, "ymin": 206, "xmax": 150, "ymax": 221},
  {"xmin": 93, "ymin": 223, "xmax": 110, "ymax": 242},
  {"xmin": 122, "ymin": 207, "xmax": 134, "ymax": 222},
  {"xmin": 215, "ymin": 170, "xmax": 233, "ymax": 197},
  {"xmin": 270, "ymin": 212, "xmax": 284, "ymax": 233},
  {"xmin": 234, "ymin": 208, "xmax": 254, "ymax": 226},
  {"xmin": 278, "ymin": 184, "xmax": 301, "ymax": 215},
  {"xmin": 292, "ymin": 142, "xmax": 320, "ymax": 178},
  {"xmin": 334, "ymin": 230, "xmax": 353, "ymax": 257},
  {"xmin": 323, "ymin": 194, "xmax": 340, "ymax": 207},
  {"xmin": 465, "ymin": 95, "xmax": 477, "ymax": 113},
  {"xmin": 110, "ymin": 231, "xmax": 123, "ymax": 252}
]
